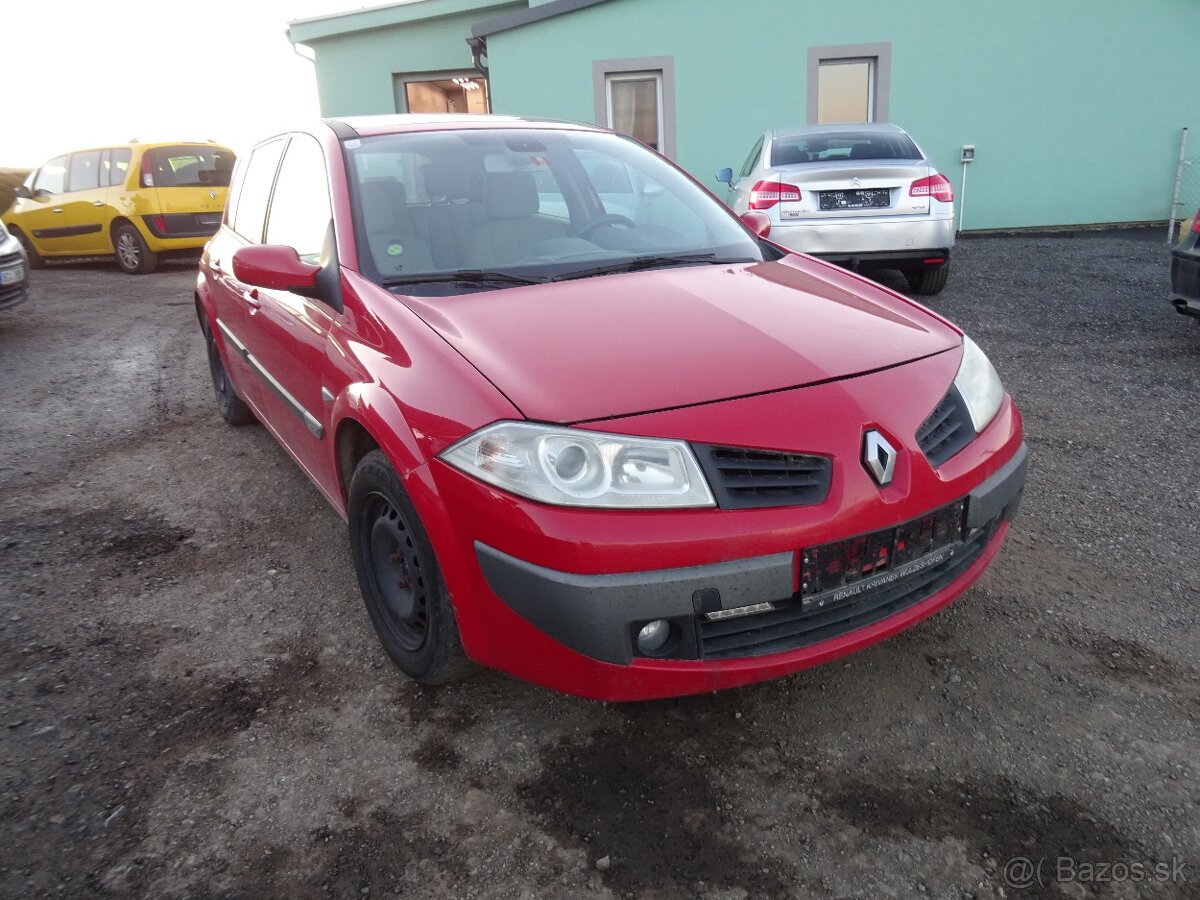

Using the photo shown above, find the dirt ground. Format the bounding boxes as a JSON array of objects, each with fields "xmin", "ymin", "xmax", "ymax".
[{"xmin": 1, "ymin": 238, "xmax": 1197, "ymax": 899}]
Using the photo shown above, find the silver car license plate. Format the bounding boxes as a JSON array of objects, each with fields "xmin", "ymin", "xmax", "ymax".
[
  {"xmin": 818, "ymin": 189, "xmax": 892, "ymax": 211},
  {"xmin": 0, "ymin": 267, "xmax": 24, "ymax": 286}
]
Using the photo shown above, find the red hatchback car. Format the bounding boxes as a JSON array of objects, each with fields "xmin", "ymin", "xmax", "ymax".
[{"xmin": 196, "ymin": 115, "xmax": 1027, "ymax": 701}]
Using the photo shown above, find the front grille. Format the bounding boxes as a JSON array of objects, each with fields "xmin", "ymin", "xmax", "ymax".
[
  {"xmin": 692, "ymin": 444, "xmax": 832, "ymax": 509},
  {"xmin": 916, "ymin": 387, "xmax": 975, "ymax": 467},
  {"xmin": 0, "ymin": 251, "xmax": 22, "ymax": 268},
  {"xmin": 699, "ymin": 500, "xmax": 994, "ymax": 660}
]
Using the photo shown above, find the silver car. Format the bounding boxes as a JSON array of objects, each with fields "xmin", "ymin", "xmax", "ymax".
[
  {"xmin": 718, "ymin": 123, "xmax": 955, "ymax": 295},
  {"xmin": 0, "ymin": 219, "xmax": 28, "ymax": 311}
]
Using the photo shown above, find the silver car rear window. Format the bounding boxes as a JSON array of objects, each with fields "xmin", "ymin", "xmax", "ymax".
[{"xmin": 771, "ymin": 133, "xmax": 922, "ymax": 166}]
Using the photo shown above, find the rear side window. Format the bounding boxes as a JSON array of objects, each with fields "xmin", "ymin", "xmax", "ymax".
[
  {"xmin": 740, "ymin": 136, "xmax": 764, "ymax": 178},
  {"xmin": 265, "ymin": 136, "xmax": 332, "ymax": 262},
  {"xmin": 770, "ymin": 132, "xmax": 922, "ymax": 166},
  {"xmin": 141, "ymin": 145, "xmax": 236, "ymax": 188},
  {"xmin": 68, "ymin": 151, "xmax": 102, "ymax": 192},
  {"xmin": 231, "ymin": 139, "xmax": 285, "ymax": 243},
  {"xmin": 106, "ymin": 148, "xmax": 132, "ymax": 187}
]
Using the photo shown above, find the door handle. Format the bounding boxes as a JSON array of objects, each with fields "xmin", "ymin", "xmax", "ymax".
[
  {"xmin": 243, "ymin": 289, "xmax": 261, "ymax": 311},
  {"xmin": 52, "ymin": 208, "xmax": 63, "ymax": 213},
  {"xmin": 92, "ymin": 201, "xmax": 104, "ymax": 207}
]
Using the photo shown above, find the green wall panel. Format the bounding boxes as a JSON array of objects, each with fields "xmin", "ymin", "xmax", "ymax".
[
  {"xmin": 485, "ymin": 0, "xmax": 1197, "ymax": 230},
  {"xmin": 298, "ymin": 0, "xmax": 1197, "ymax": 229}
]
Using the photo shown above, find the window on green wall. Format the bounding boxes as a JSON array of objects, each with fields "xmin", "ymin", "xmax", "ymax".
[
  {"xmin": 817, "ymin": 58, "xmax": 874, "ymax": 124},
  {"xmin": 606, "ymin": 72, "xmax": 663, "ymax": 151},
  {"xmin": 807, "ymin": 43, "xmax": 891, "ymax": 125},
  {"xmin": 593, "ymin": 57, "xmax": 676, "ymax": 158}
]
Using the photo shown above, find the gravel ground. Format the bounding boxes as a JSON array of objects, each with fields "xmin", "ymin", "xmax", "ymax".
[{"xmin": 1, "ymin": 239, "xmax": 1197, "ymax": 899}]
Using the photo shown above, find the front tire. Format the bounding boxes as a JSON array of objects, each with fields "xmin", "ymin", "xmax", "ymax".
[
  {"xmin": 348, "ymin": 450, "xmax": 473, "ymax": 686},
  {"xmin": 904, "ymin": 264, "xmax": 949, "ymax": 297},
  {"xmin": 113, "ymin": 222, "xmax": 158, "ymax": 274},
  {"xmin": 11, "ymin": 227, "xmax": 45, "ymax": 269}
]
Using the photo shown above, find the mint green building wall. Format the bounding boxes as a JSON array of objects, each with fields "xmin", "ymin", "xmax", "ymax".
[
  {"xmin": 485, "ymin": 0, "xmax": 1199, "ymax": 230},
  {"xmin": 291, "ymin": 1, "xmax": 522, "ymax": 116}
]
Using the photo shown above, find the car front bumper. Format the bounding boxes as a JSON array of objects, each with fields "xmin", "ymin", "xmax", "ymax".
[
  {"xmin": 412, "ymin": 351, "xmax": 1026, "ymax": 701},
  {"xmin": 769, "ymin": 212, "xmax": 956, "ymax": 261},
  {"xmin": 0, "ymin": 235, "xmax": 28, "ymax": 311},
  {"xmin": 477, "ymin": 443, "xmax": 1024, "ymax": 667},
  {"xmin": 1169, "ymin": 237, "xmax": 1200, "ymax": 320}
]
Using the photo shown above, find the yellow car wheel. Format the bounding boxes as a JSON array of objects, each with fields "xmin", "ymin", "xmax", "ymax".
[{"xmin": 113, "ymin": 222, "xmax": 159, "ymax": 275}]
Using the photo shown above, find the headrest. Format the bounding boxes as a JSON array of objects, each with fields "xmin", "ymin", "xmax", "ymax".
[
  {"xmin": 484, "ymin": 171, "xmax": 539, "ymax": 219},
  {"xmin": 361, "ymin": 179, "xmax": 409, "ymax": 233}
]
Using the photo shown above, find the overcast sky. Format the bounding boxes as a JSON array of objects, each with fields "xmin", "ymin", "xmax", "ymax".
[{"xmin": 4, "ymin": 0, "xmax": 371, "ymax": 169}]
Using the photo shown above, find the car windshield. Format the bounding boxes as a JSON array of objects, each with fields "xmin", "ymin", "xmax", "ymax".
[
  {"xmin": 344, "ymin": 128, "xmax": 767, "ymax": 293},
  {"xmin": 770, "ymin": 132, "xmax": 923, "ymax": 166},
  {"xmin": 142, "ymin": 145, "xmax": 235, "ymax": 188}
]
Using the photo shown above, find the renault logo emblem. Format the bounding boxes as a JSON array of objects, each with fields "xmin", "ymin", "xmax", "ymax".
[
  {"xmin": 863, "ymin": 430, "xmax": 896, "ymax": 486},
  {"xmin": 209, "ymin": 190, "xmax": 217, "ymax": 200}
]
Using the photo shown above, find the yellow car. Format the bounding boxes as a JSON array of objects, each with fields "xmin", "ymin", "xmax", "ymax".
[{"xmin": 3, "ymin": 141, "xmax": 235, "ymax": 274}]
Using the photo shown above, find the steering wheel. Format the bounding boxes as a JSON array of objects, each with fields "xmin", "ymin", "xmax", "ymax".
[{"xmin": 570, "ymin": 213, "xmax": 636, "ymax": 240}]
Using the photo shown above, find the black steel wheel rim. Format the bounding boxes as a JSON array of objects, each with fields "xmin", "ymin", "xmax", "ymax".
[{"xmin": 365, "ymin": 492, "xmax": 428, "ymax": 651}]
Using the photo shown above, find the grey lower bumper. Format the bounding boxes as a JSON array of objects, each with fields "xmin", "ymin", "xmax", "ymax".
[
  {"xmin": 476, "ymin": 544, "xmax": 795, "ymax": 665},
  {"xmin": 966, "ymin": 441, "xmax": 1028, "ymax": 528},
  {"xmin": 477, "ymin": 441, "xmax": 1028, "ymax": 666}
]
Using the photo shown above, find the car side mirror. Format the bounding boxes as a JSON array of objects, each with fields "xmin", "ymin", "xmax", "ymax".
[
  {"xmin": 740, "ymin": 211, "xmax": 771, "ymax": 238},
  {"xmin": 232, "ymin": 245, "xmax": 321, "ymax": 293},
  {"xmin": 14, "ymin": 185, "xmax": 32, "ymax": 200},
  {"xmin": 715, "ymin": 167, "xmax": 734, "ymax": 186}
]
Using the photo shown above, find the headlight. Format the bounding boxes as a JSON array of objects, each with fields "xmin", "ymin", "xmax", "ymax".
[
  {"xmin": 439, "ymin": 421, "xmax": 715, "ymax": 509},
  {"xmin": 952, "ymin": 336, "xmax": 1005, "ymax": 432}
]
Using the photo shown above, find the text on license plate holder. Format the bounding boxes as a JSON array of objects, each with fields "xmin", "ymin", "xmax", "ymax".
[{"xmin": 819, "ymin": 188, "xmax": 892, "ymax": 210}]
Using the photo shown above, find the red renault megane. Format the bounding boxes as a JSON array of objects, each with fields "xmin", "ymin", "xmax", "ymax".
[{"xmin": 196, "ymin": 115, "xmax": 1026, "ymax": 701}]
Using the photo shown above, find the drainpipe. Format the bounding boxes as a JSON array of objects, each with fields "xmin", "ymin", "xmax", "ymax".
[{"xmin": 467, "ymin": 36, "xmax": 491, "ymax": 112}]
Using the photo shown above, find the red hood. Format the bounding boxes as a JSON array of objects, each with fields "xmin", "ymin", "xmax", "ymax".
[{"xmin": 395, "ymin": 256, "xmax": 961, "ymax": 423}]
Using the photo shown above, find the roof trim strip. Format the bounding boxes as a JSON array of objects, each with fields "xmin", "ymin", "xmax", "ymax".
[{"xmin": 472, "ymin": 0, "xmax": 614, "ymax": 38}]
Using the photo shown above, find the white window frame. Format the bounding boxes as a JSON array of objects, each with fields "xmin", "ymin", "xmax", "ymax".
[
  {"xmin": 592, "ymin": 56, "xmax": 677, "ymax": 159},
  {"xmin": 604, "ymin": 71, "xmax": 665, "ymax": 152}
]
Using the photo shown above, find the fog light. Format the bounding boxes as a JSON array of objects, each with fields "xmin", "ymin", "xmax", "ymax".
[{"xmin": 637, "ymin": 619, "xmax": 671, "ymax": 654}]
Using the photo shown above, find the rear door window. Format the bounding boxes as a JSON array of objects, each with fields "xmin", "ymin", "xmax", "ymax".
[
  {"xmin": 142, "ymin": 145, "xmax": 236, "ymax": 188},
  {"xmin": 231, "ymin": 139, "xmax": 285, "ymax": 243}
]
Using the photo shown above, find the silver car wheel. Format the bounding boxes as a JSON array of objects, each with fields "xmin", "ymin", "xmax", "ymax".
[{"xmin": 116, "ymin": 232, "xmax": 140, "ymax": 269}]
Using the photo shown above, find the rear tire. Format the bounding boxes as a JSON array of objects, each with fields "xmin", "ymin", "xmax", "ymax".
[
  {"xmin": 113, "ymin": 222, "xmax": 158, "ymax": 274},
  {"xmin": 11, "ymin": 227, "xmax": 45, "ymax": 269},
  {"xmin": 904, "ymin": 264, "xmax": 949, "ymax": 296},
  {"xmin": 348, "ymin": 450, "xmax": 474, "ymax": 686},
  {"xmin": 203, "ymin": 324, "xmax": 256, "ymax": 425}
]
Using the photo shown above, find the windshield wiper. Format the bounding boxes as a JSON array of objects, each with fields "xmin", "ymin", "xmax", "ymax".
[
  {"xmin": 553, "ymin": 253, "xmax": 752, "ymax": 282},
  {"xmin": 380, "ymin": 270, "xmax": 550, "ymax": 288}
]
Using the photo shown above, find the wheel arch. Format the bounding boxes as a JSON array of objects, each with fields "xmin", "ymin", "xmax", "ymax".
[{"xmin": 330, "ymin": 390, "xmax": 429, "ymax": 508}]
